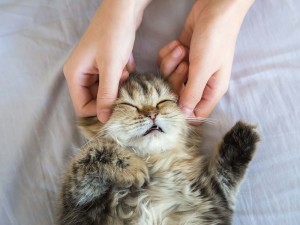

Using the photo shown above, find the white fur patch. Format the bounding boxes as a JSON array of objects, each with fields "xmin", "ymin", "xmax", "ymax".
[{"xmin": 117, "ymin": 150, "xmax": 219, "ymax": 225}]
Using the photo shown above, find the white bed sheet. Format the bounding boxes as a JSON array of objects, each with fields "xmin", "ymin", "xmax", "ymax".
[{"xmin": 0, "ymin": 0, "xmax": 299, "ymax": 224}]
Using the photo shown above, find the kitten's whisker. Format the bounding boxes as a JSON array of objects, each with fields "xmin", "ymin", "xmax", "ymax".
[{"xmin": 185, "ymin": 117, "xmax": 218, "ymax": 125}]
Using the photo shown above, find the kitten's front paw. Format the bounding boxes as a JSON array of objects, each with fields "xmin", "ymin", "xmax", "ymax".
[
  {"xmin": 114, "ymin": 154, "xmax": 149, "ymax": 188},
  {"xmin": 224, "ymin": 121, "xmax": 260, "ymax": 151},
  {"xmin": 222, "ymin": 121, "xmax": 260, "ymax": 162},
  {"xmin": 76, "ymin": 143, "xmax": 149, "ymax": 189}
]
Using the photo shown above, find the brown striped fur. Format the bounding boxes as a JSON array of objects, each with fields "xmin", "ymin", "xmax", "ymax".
[{"xmin": 58, "ymin": 73, "xmax": 259, "ymax": 225}]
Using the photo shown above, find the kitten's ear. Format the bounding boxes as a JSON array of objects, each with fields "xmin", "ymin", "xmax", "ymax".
[{"xmin": 77, "ymin": 117, "xmax": 103, "ymax": 140}]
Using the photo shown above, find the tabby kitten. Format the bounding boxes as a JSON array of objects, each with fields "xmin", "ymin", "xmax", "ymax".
[{"xmin": 59, "ymin": 73, "xmax": 259, "ymax": 225}]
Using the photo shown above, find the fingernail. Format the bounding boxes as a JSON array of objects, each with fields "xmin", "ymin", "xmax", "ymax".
[
  {"xmin": 98, "ymin": 110, "xmax": 112, "ymax": 123},
  {"xmin": 172, "ymin": 46, "xmax": 182, "ymax": 58},
  {"xmin": 180, "ymin": 106, "xmax": 193, "ymax": 117},
  {"xmin": 168, "ymin": 40, "xmax": 179, "ymax": 50}
]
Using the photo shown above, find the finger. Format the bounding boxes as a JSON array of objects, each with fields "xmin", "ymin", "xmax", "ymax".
[
  {"xmin": 97, "ymin": 64, "xmax": 122, "ymax": 123},
  {"xmin": 178, "ymin": 62, "xmax": 214, "ymax": 117},
  {"xmin": 157, "ymin": 40, "xmax": 180, "ymax": 64},
  {"xmin": 65, "ymin": 71, "xmax": 98, "ymax": 117},
  {"xmin": 194, "ymin": 96, "xmax": 218, "ymax": 119},
  {"xmin": 71, "ymin": 80, "xmax": 97, "ymax": 117},
  {"xmin": 119, "ymin": 69, "xmax": 130, "ymax": 84},
  {"xmin": 194, "ymin": 71, "xmax": 228, "ymax": 118},
  {"xmin": 160, "ymin": 45, "xmax": 188, "ymax": 78},
  {"xmin": 90, "ymin": 81, "xmax": 99, "ymax": 99},
  {"xmin": 167, "ymin": 62, "xmax": 188, "ymax": 96},
  {"xmin": 75, "ymin": 73, "xmax": 99, "ymax": 113},
  {"xmin": 178, "ymin": 13, "xmax": 193, "ymax": 48},
  {"xmin": 126, "ymin": 54, "xmax": 136, "ymax": 73},
  {"xmin": 179, "ymin": 27, "xmax": 192, "ymax": 48}
]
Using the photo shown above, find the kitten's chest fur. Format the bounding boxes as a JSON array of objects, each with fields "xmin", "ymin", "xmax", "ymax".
[{"xmin": 123, "ymin": 149, "xmax": 218, "ymax": 225}]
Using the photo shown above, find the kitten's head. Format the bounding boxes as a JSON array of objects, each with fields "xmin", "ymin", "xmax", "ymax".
[
  {"xmin": 105, "ymin": 73, "xmax": 187, "ymax": 156},
  {"xmin": 79, "ymin": 73, "xmax": 188, "ymax": 156}
]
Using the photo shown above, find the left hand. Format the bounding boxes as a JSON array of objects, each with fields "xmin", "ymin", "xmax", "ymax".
[{"xmin": 158, "ymin": 0, "xmax": 254, "ymax": 118}]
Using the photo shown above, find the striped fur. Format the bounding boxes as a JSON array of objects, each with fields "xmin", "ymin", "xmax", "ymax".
[{"xmin": 58, "ymin": 73, "xmax": 259, "ymax": 225}]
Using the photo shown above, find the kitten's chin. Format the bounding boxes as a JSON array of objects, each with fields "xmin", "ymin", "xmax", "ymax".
[
  {"xmin": 106, "ymin": 120, "xmax": 188, "ymax": 157},
  {"xmin": 127, "ymin": 131, "xmax": 185, "ymax": 157}
]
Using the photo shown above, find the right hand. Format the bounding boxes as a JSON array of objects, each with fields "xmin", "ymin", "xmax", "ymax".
[
  {"xmin": 64, "ymin": 0, "xmax": 150, "ymax": 122},
  {"xmin": 158, "ymin": 0, "xmax": 254, "ymax": 119}
]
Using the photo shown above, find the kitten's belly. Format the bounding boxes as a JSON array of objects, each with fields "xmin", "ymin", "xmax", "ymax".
[{"xmin": 134, "ymin": 170, "xmax": 209, "ymax": 225}]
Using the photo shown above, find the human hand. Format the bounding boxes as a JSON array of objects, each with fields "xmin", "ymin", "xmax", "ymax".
[
  {"xmin": 158, "ymin": 40, "xmax": 189, "ymax": 96},
  {"xmin": 159, "ymin": 0, "xmax": 254, "ymax": 118},
  {"xmin": 64, "ymin": 0, "xmax": 151, "ymax": 122}
]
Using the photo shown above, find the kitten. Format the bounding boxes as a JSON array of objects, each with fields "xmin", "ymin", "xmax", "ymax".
[{"xmin": 59, "ymin": 73, "xmax": 259, "ymax": 225}]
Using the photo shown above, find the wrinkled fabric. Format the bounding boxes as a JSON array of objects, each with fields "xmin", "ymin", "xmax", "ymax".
[{"xmin": 0, "ymin": 0, "xmax": 299, "ymax": 224}]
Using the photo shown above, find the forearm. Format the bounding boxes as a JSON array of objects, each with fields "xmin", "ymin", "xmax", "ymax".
[
  {"xmin": 230, "ymin": 0, "xmax": 255, "ymax": 20},
  {"xmin": 99, "ymin": 0, "xmax": 152, "ymax": 28},
  {"xmin": 194, "ymin": 0, "xmax": 254, "ymax": 48}
]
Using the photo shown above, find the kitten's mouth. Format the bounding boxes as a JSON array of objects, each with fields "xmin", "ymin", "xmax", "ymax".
[{"xmin": 143, "ymin": 125, "xmax": 163, "ymax": 136}]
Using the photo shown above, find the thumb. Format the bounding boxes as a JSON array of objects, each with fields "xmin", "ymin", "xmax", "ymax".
[
  {"xmin": 97, "ymin": 64, "xmax": 122, "ymax": 123},
  {"xmin": 179, "ymin": 13, "xmax": 193, "ymax": 47},
  {"xmin": 179, "ymin": 61, "xmax": 211, "ymax": 117}
]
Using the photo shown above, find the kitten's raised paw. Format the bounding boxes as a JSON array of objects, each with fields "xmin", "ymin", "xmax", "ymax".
[
  {"xmin": 221, "ymin": 121, "xmax": 260, "ymax": 163},
  {"xmin": 225, "ymin": 121, "xmax": 260, "ymax": 150},
  {"xmin": 113, "ymin": 153, "xmax": 149, "ymax": 188}
]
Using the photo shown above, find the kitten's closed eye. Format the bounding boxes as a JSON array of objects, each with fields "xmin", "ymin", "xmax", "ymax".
[
  {"xmin": 119, "ymin": 99, "xmax": 176, "ymax": 111},
  {"xmin": 156, "ymin": 99, "xmax": 177, "ymax": 108},
  {"xmin": 119, "ymin": 102, "xmax": 140, "ymax": 111}
]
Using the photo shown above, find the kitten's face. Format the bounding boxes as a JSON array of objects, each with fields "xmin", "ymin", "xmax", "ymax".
[{"xmin": 105, "ymin": 74, "xmax": 187, "ymax": 156}]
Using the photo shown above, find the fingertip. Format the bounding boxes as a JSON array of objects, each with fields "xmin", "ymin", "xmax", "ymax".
[
  {"xmin": 96, "ymin": 96, "xmax": 115, "ymax": 123},
  {"xmin": 96, "ymin": 85, "xmax": 117, "ymax": 123},
  {"xmin": 97, "ymin": 109, "xmax": 112, "ymax": 123},
  {"xmin": 178, "ymin": 93, "xmax": 194, "ymax": 117},
  {"xmin": 121, "ymin": 69, "xmax": 130, "ymax": 79},
  {"xmin": 160, "ymin": 46, "xmax": 187, "ymax": 78},
  {"xmin": 158, "ymin": 40, "xmax": 180, "ymax": 63},
  {"xmin": 168, "ymin": 40, "xmax": 180, "ymax": 50},
  {"xmin": 178, "ymin": 88, "xmax": 201, "ymax": 117},
  {"xmin": 179, "ymin": 106, "xmax": 193, "ymax": 117},
  {"xmin": 127, "ymin": 54, "xmax": 136, "ymax": 73},
  {"xmin": 172, "ymin": 46, "xmax": 183, "ymax": 58}
]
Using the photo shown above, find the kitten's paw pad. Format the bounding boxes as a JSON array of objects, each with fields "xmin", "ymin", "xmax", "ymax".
[
  {"xmin": 224, "ymin": 121, "xmax": 260, "ymax": 153},
  {"xmin": 114, "ymin": 155, "xmax": 149, "ymax": 188}
]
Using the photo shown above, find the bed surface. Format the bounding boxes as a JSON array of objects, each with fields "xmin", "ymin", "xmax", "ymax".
[{"xmin": 0, "ymin": 0, "xmax": 299, "ymax": 224}]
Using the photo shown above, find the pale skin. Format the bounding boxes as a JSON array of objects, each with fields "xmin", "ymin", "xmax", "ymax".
[{"xmin": 63, "ymin": 0, "xmax": 255, "ymax": 123}]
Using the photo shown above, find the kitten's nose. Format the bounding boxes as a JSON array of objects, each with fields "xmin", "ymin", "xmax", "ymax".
[{"xmin": 148, "ymin": 113, "xmax": 157, "ymax": 120}]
